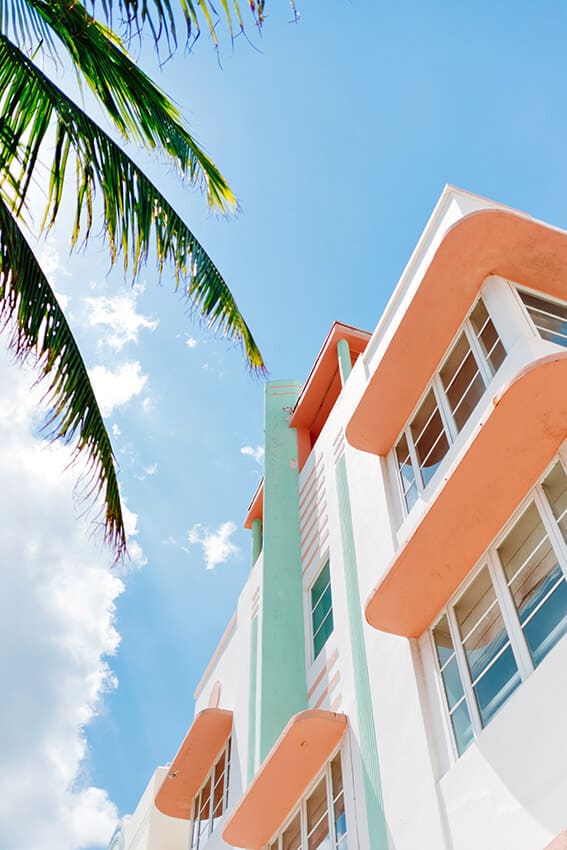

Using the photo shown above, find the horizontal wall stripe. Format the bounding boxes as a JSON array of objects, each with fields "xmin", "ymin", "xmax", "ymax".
[
  {"xmin": 314, "ymin": 671, "xmax": 341, "ymax": 709},
  {"xmin": 307, "ymin": 649, "xmax": 339, "ymax": 699}
]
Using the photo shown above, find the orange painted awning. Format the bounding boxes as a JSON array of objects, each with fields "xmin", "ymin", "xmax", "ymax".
[
  {"xmin": 222, "ymin": 710, "xmax": 347, "ymax": 850},
  {"xmin": 365, "ymin": 353, "xmax": 567, "ymax": 637},
  {"xmin": 155, "ymin": 708, "xmax": 233, "ymax": 820},
  {"xmin": 347, "ymin": 208, "xmax": 567, "ymax": 456},
  {"xmin": 244, "ymin": 479, "xmax": 264, "ymax": 529},
  {"xmin": 290, "ymin": 322, "xmax": 370, "ymax": 444}
]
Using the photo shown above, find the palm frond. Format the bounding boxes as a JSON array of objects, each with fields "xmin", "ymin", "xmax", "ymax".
[
  {"xmin": 26, "ymin": 0, "xmax": 235, "ymax": 212},
  {"xmin": 0, "ymin": 194, "xmax": 126, "ymax": 558},
  {"xmin": 0, "ymin": 0, "xmax": 55, "ymax": 51},
  {"xmin": 89, "ymin": 0, "xmax": 263, "ymax": 48},
  {"xmin": 0, "ymin": 34, "xmax": 265, "ymax": 372}
]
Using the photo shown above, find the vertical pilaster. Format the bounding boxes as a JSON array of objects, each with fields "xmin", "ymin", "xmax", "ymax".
[
  {"xmin": 259, "ymin": 381, "xmax": 308, "ymax": 761},
  {"xmin": 335, "ymin": 446, "xmax": 388, "ymax": 850},
  {"xmin": 251, "ymin": 517, "xmax": 263, "ymax": 565},
  {"xmin": 337, "ymin": 338, "xmax": 352, "ymax": 386},
  {"xmin": 247, "ymin": 615, "xmax": 259, "ymax": 783}
]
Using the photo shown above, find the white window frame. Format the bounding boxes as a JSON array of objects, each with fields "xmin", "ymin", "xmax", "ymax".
[
  {"xmin": 431, "ymin": 452, "xmax": 567, "ymax": 761},
  {"xmin": 393, "ymin": 298, "xmax": 505, "ymax": 518},
  {"xmin": 512, "ymin": 284, "xmax": 567, "ymax": 347},
  {"xmin": 266, "ymin": 749, "xmax": 348, "ymax": 850},
  {"xmin": 190, "ymin": 737, "xmax": 232, "ymax": 850}
]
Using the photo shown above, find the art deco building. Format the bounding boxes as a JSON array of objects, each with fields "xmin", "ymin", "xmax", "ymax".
[{"xmin": 110, "ymin": 187, "xmax": 567, "ymax": 850}]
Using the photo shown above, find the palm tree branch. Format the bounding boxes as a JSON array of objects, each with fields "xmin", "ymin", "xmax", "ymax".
[
  {"xmin": 25, "ymin": 0, "xmax": 235, "ymax": 212},
  {"xmin": 0, "ymin": 34, "xmax": 265, "ymax": 371},
  {"xmin": 88, "ymin": 0, "xmax": 258, "ymax": 47},
  {"xmin": 0, "ymin": 193, "xmax": 126, "ymax": 558}
]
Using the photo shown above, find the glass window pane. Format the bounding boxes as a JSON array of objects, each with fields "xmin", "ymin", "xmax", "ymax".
[
  {"xmin": 410, "ymin": 389, "xmax": 449, "ymax": 487},
  {"xmin": 312, "ymin": 563, "xmax": 331, "ymax": 609},
  {"xmin": 473, "ymin": 645, "xmax": 520, "ymax": 725},
  {"xmin": 523, "ymin": 577, "xmax": 567, "ymax": 666},
  {"xmin": 498, "ymin": 501, "xmax": 567, "ymax": 665},
  {"xmin": 432, "ymin": 615, "xmax": 454, "ymax": 667},
  {"xmin": 330, "ymin": 755, "xmax": 343, "ymax": 798},
  {"xmin": 313, "ymin": 586, "xmax": 332, "ymax": 631},
  {"xmin": 441, "ymin": 657, "xmax": 465, "ymax": 710},
  {"xmin": 395, "ymin": 433, "xmax": 418, "ymax": 512},
  {"xmin": 440, "ymin": 333, "xmax": 485, "ymax": 432},
  {"xmin": 469, "ymin": 299, "xmax": 506, "ymax": 373},
  {"xmin": 449, "ymin": 699, "xmax": 474, "ymax": 755},
  {"xmin": 198, "ymin": 778, "xmax": 211, "ymax": 842},
  {"xmin": 282, "ymin": 813, "xmax": 302, "ymax": 850},
  {"xmin": 307, "ymin": 779, "xmax": 330, "ymax": 850},
  {"xmin": 212, "ymin": 751, "xmax": 226, "ymax": 824},
  {"xmin": 312, "ymin": 563, "xmax": 333, "ymax": 658},
  {"xmin": 314, "ymin": 609, "xmax": 334, "ymax": 658},
  {"xmin": 519, "ymin": 291, "xmax": 567, "ymax": 348},
  {"xmin": 543, "ymin": 462, "xmax": 567, "ymax": 543},
  {"xmin": 454, "ymin": 566, "xmax": 519, "ymax": 726}
]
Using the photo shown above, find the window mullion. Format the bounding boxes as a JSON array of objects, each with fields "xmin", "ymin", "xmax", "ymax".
[
  {"xmin": 405, "ymin": 425, "xmax": 424, "ymax": 494},
  {"xmin": 464, "ymin": 319, "xmax": 492, "ymax": 385},
  {"xmin": 431, "ymin": 373, "xmax": 457, "ymax": 443},
  {"xmin": 301, "ymin": 797, "xmax": 308, "ymax": 850},
  {"xmin": 487, "ymin": 549, "xmax": 533, "ymax": 680},
  {"xmin": 446, "ymin": 604, "xmax": 482, "ymax": 736},
  {"xmin": 325, "ymin": 763, "xmax": 334, "ymax": 849},
  {"xmin": 535, "ymin": 484, "xmax": 567, "ymax": 577}
]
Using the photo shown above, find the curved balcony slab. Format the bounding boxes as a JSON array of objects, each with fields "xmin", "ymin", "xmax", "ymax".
[
  {"xmin": 155, "ymin": 708, "xmax": 233, "ymax": 820},
  {"xmin": 222, "ymin": 710, "xmax": 347, "ymax": 850},
  {"xmin": 347, "ymin": 208, "xmax": 567, "ymax": 455},
  {"xmin": 365, "ymin": 353, "xmax": 567, "ymax": 637}
]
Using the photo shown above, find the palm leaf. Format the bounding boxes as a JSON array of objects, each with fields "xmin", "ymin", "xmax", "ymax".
[
  {"xmin": 0, "ymin": 0, "xmax": 55, "ymax": 50},
  {"xmin": 0, "ymin": 195, "xmax": 126, "ymax": 557},
  {"xmin": 89, "ymin": 0, "xmax": 261, "ymax": 48},
  {"xmin": 25, "ymin": 0, "xmax": 236, "ymax": 212},
  {"xmin": 0, "ymin": 34, "xmax": 265, "ymax": 372}
]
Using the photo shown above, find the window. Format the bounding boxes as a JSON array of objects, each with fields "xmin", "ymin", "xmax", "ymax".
[
  {"xmin": 432, "ymin": 460, "xmax": 567, "ymax": 757},
  {"xmin": 190, "ymin": 738, "xmax": 232, "ymax": 850},
  {"xmin": 311, "ymin": 562, "xmax": 334, "ymax": 659},
  {"xmin": 267, "ymin": 753, "xmax": 347, "ymax": 850},
  {"xmin": 394, "ymin": 299, "xmax": 505, "ymax": 514},
  {"xmin": 517, "ymin": 289, "xmax": 567, "ymax": 348}
]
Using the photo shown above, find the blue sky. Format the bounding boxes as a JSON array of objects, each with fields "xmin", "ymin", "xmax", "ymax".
[{"xmin": 4, "ymin": 2, "xmax": 567, "ymax": 848}]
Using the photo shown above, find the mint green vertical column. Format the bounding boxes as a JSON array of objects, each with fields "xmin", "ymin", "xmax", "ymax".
[
  {"xmin": 251, "ymin": 517, "xmax": 263, "ymax": 565},
  {"xmin": 260, "ymin": 380, "xmax": 308, "ymax": 761},
  {"xmin": 247, "ymin": 615, "xmax": 259, "ymax": 782},
  {"xmin": 337, "ymin": 338, "xmax": 352, "ymax": 386},
  {"xmin": 335, "ymin": 452, "xmax": 388, "ymax": 850}
]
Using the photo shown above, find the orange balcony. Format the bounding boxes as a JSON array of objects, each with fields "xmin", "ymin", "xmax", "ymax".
[
  {"xmin": 347, "ymin": 207, "xmax": 567, "ymax": 456},
  {"xmin": 365, "ymin": 353, "xmax": 567, "ymax": 636},
  {"xmin": 155, "ymin": 708, "xmax": 233, "ymax": 820},
  {"xmin": 222, "ymin": 710, "xmax": 347, "ymax": 850}
]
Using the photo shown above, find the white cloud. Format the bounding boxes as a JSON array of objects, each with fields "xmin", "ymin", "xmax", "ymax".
[
  {"xmin": 141, "ymin": 396, "xmax": 152, "ymax": 414},
  {"xmin": 121, "ymin": 502, "xmax": 147, "ymax": 569},
  {"xmin": 133, "ymin": 463, "xmax": 157, "ymax": 482},
  {"xmin": 111, "ymin": 423, "xmax": 121, "ymax": 438},
  {"xmin": 241, "ymin": 445, "xmax": 265, "ymax": 465},
  {"xmin": 83, "ymin": 287, "xmax": 158, "ymax": 351},
  {"xmin": 187, "ymin": 521, "xmax": 239, "ymax": 570},
  {"xmin": 0, "ymin": 348, "xmax": 123, "ymax": 849},
  {"xmin": 185, "ymin": 336, "xmax": 198, "ymax": 349},
  {"xmin": 89, "ymin": 362, "xmax": 148, "ymax": 417}
]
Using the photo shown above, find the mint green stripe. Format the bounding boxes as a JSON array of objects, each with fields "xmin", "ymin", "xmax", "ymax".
[
  {"xmin": 260, "ymin": 381, "xmax": 308, "ymax": 760},
  {"xmin": 336, "ymin": 454, "xmax": 387, "ymax": 850},
  {"xmin": 336, "ymin": 338, "xmax": 352, "ymax": 386},
  {"xmin": 247, "ymin": 615, "xmax": 258, "ymax": 783}
]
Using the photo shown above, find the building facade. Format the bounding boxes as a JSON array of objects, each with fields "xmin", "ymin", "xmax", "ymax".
[{"xmin": 112, "ymin": 188, "xmax": 567, "ymax": 850}]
